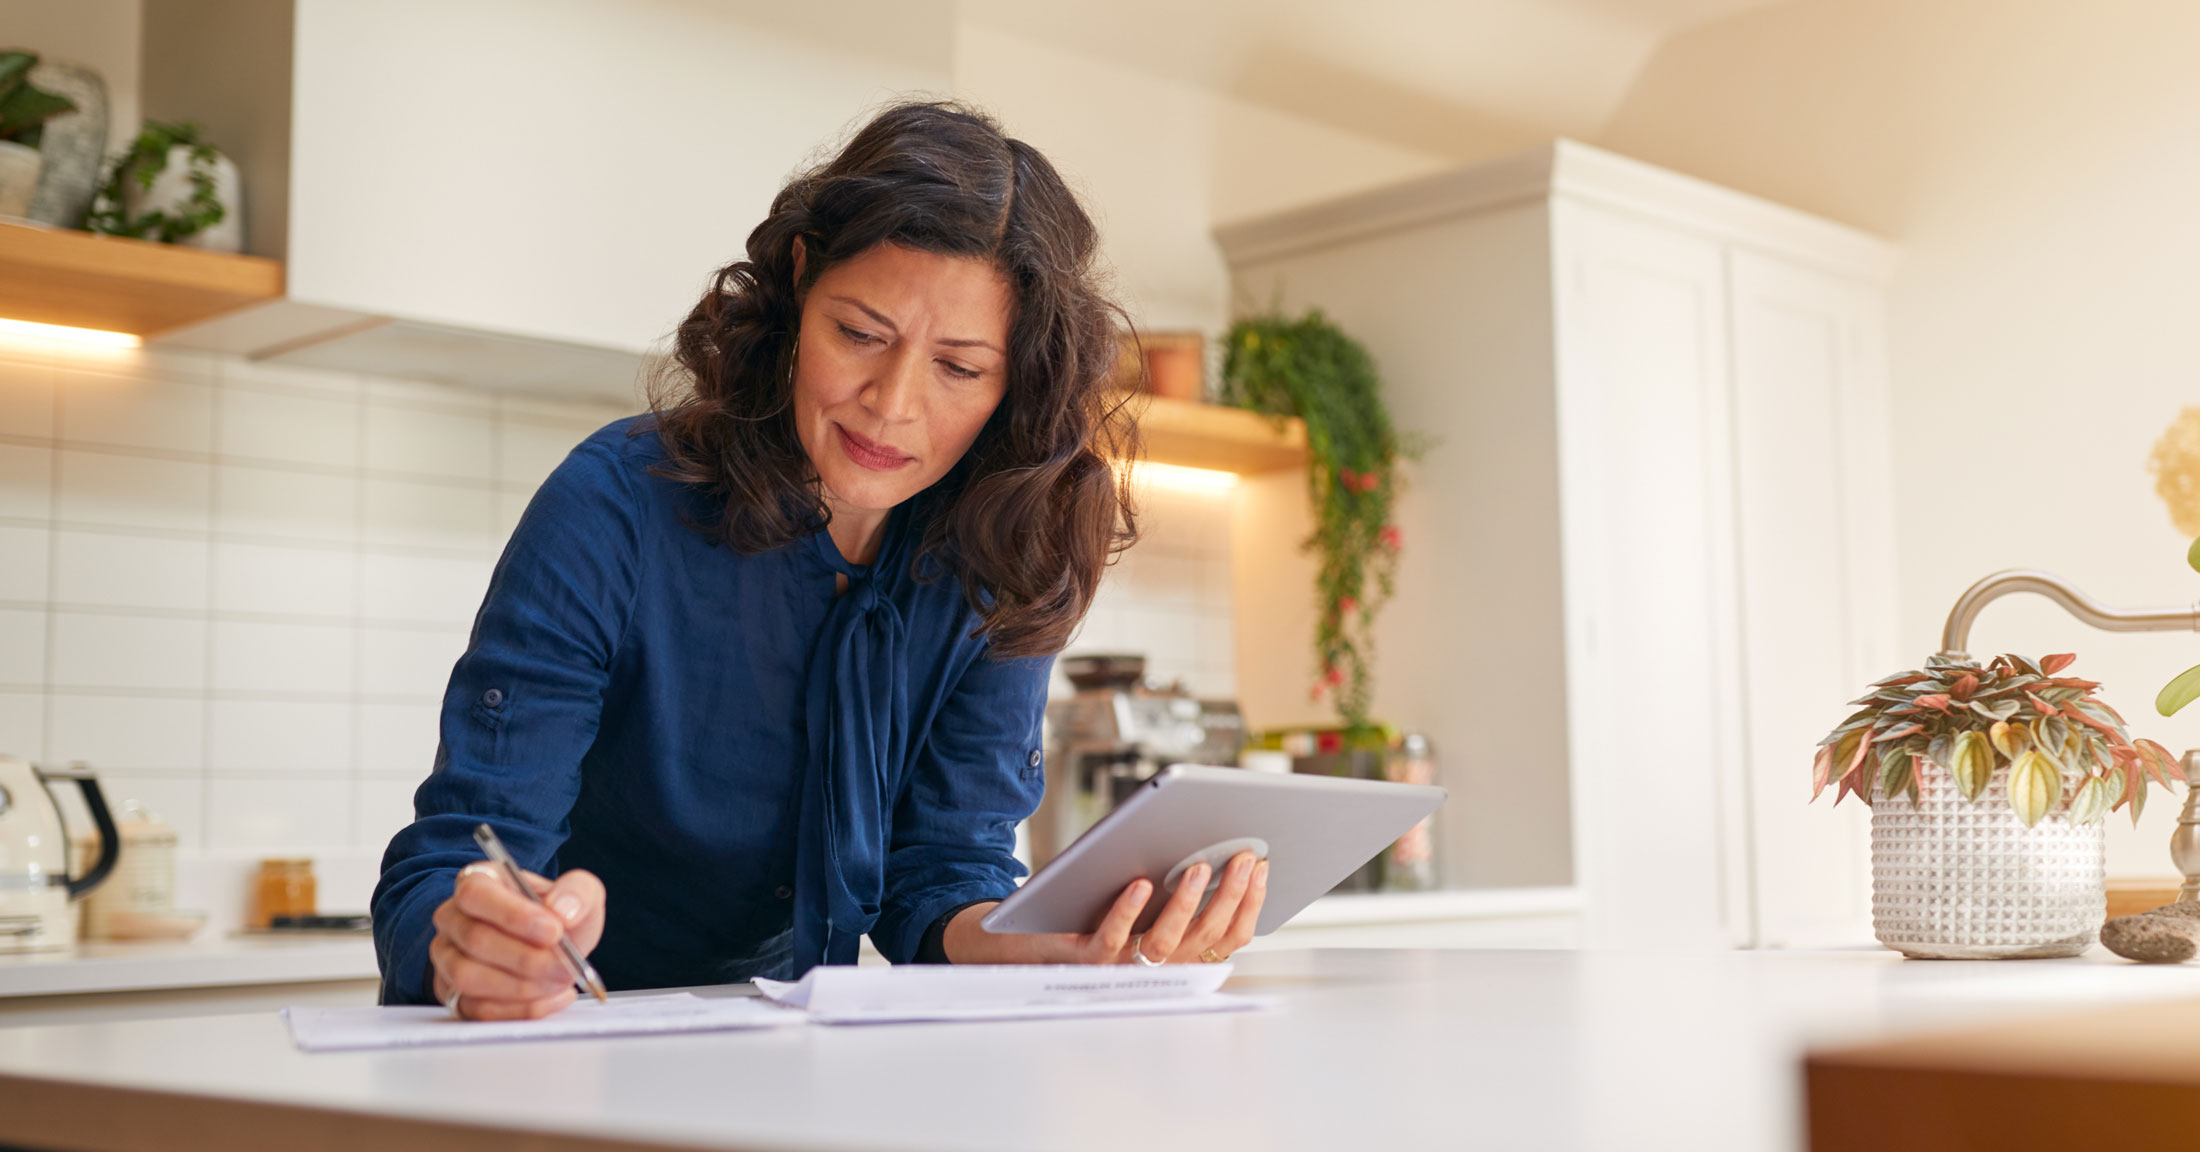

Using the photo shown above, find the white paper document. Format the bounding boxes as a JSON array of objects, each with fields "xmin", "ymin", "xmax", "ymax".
[
  {"xmin": 283, "ymin": 992, "xmax": 804, "ymax": 1053},
  {"xmin": 753, "ymin": 962, "xmax": 1266, "ymax": 1024}
]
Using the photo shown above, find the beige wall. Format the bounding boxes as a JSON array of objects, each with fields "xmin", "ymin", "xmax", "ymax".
[
  {"xmin": 1600, "ymin": 0, "xmax": 2200, "ymax": 875},
  {"xmin": 952, "ymin": 24, "xmax": 1452, "ymax": 333}
]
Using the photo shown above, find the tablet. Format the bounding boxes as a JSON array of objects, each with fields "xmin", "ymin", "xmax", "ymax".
[{"xmin": 982, "ymin": 763, "xmax": 1447, "ymax": 936}]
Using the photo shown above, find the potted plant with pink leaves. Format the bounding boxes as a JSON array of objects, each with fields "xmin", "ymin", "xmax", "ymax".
[{"xmin": 1816, "ymin": 651, "xmax": 2180, "ymax": 958}]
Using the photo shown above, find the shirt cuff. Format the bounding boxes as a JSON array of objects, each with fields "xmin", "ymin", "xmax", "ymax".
[
  {"xmin": 372, "ymin": 869, "xmax": 457, "ymax": 1006},
  {"xmin": 914, "ymin": 899, "xmax": 999, "ymax": 964}
]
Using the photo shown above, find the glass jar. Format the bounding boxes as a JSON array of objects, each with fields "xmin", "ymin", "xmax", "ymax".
[
  {"xmin": 76, "ymin": 801, "xmax": 179, "ymax": 939},
  {"xmin": 1381, "ymin": 732, "xmax": 1440, "ymax": 891},
  {"xmin": 250, "ymin": 858, "xmax": 316, "ymax": 929}
]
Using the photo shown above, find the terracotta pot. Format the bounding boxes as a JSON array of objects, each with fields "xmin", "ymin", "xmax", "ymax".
[{"xmin": 1146, "ymin": 343, "xmax": 1203, "ymax": 401}]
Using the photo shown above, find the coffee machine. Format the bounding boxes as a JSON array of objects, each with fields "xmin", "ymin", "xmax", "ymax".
[{"xmin": 1030, "ymin": 653, "xmax": 1243, "ymax": 867}]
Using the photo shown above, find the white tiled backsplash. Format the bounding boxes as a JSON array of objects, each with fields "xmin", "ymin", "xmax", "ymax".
[
  {"xmin": 0, "ymin": 343, "xmax": 1235, "ymax": 912},
  {"xmin": 1063, "ymin": 479, "xmax": 1237, "ymax": 702}
]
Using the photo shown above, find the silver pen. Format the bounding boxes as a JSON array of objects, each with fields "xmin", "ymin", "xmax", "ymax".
[{"xmin": 471, "ymin": 823, "xmax": 610, "ymax": 1004}]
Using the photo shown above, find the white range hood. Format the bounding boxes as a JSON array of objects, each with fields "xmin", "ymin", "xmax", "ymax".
[{"xmin": 142, "ymin": 0, "xmax": 954, "ymax": 401}]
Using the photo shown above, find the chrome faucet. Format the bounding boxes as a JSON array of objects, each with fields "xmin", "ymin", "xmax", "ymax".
[{"xmin": 1940, "ymin": 569, "xmax": 2200, "ymax": 901}]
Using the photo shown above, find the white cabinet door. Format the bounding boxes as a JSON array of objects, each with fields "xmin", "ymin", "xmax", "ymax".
[
  {"xmin": 1552, "ymin": 201, "xmax": 1751, "ymax": 949},
  {"xmin": 1726, "ymin": 249, "xmax": 1897, "ymax": 947}
]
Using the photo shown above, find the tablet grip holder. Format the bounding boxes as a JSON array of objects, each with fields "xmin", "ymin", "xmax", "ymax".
[{"xmin": 1161, "ymin": 837, "xmax": 1269, "ymax": 913}]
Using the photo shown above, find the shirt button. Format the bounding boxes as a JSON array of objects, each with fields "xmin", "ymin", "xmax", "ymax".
[
  {"xmin": 1026, "ymin": 750, "xmax": 1042, "ymax": 768},
  {"xmin": 774, "ymin": 885, "xmax": 793, "ymax": 900},
  {"xmin": 481, "ymin": 688, "xmax": 504, "ymax": 707}
]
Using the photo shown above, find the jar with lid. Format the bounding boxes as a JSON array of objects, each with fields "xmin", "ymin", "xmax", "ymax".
[
  {"xmin": 74, "ymin": 801, "xmax": 179, "ymax": 939},
  {"xmin": 1381, "ymin": 732, "xmax": 1440, "ymax": 890},
  {"xmin": 250, "ymin": 859, "xmax": 316, "ymax": 929}
]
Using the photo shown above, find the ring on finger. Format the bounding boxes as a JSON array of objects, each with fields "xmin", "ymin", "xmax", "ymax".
[
  {"xmin": 1130, "ymin": 935, "xmax": 1164, "ymax": 967},
  {"xmin": 443, "ymin": 984, "xmax": 464, "ymax": 1020},
  {"xmin": 1199, "ymin": 947, "xmax": 1229, "ymax": 964}
]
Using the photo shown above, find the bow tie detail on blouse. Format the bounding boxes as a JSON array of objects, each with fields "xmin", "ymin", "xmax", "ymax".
[{"xmin": 792, "ymin": 554, "xmax": 912, "ymax": 976}]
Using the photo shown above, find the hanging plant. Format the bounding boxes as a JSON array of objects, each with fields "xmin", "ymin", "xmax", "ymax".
[
  {"xmin": 1221, "ymin": 309, "xmax": 1413, "ymax": 740},
  {"xmin": 85, "ymin": 120, "xmax": 226, "ymax": 243}
]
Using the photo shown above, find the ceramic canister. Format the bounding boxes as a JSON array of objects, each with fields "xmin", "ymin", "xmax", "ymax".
[
  {"xmin": 74, "ymin": 803, "xmax": 177, "ymax": 940},
  {"xmin": 123, "ymin": 145, "xmax": 244, "ymax": 253},
  {"xmin": 0, "ymin": 143, "xmax": 40, "ymax": 219},
  {"xmin": 1871, "ymin": 758, "xmax": 2105, "ymax": 959},
  {"xmin": 24, "ymin": 59, "xmax": 108, "ymax": 228}
]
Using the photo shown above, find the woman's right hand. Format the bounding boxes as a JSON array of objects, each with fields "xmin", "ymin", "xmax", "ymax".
[{"xmin": 429, "ymin": 863, "xmax": 606, "ymax": 1020}]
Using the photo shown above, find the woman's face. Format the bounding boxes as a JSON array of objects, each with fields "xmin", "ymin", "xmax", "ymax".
[{"xmin": 791, "ymin": 241, "xmax": 1013, "ymax": 518}]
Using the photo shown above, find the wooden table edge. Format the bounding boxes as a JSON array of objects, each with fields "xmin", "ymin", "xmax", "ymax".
[
  {"xmin": 1804, "ymin": 992, "xmax": 2200, "ymax": 1151},
  {"xmin": 0, "ymin": 1069, "xmax": 785, "ymax": 1152}
]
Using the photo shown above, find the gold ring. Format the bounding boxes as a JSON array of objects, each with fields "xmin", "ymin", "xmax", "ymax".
[{"xmin": 1199, "ymin": 948, "xmax": 1228, "ymax": 963}]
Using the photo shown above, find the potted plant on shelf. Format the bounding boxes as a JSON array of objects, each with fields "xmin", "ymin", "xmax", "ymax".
[
  {"xmin": 0, "ymin": 50, "xmax": 78, "ymax": 219},
  {"xmin": 1220, "ymin": 309, "xmax": 1412, "ymax": 743},
  {"xmin": 86, "ymin": 120, "xmax": 242, "ymax": 251},
  {"xmin": 1816, "ymin": 652, "xmax": 2180, "ymax": 958}
]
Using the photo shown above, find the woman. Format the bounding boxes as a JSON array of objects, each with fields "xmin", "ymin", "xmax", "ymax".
[{"xmin": 372, "ymin": 101, "xmax": 1266, "ymax": 1019}]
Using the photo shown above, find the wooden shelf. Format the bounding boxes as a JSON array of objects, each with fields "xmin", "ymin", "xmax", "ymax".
[
  {"xmin": 0, "ymin": 221, "xmax": 283, "ymax": 337},
  {"xmin": 1130, "ymin": 393, "xmax": 1308, "ymax": 474}
]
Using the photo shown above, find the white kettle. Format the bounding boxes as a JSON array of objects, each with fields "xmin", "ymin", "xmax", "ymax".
[{"xmin": 0, "ymin": 757, "xmax": 119, "ymax": 953}]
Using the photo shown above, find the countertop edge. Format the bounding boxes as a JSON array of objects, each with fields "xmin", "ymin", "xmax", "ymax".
[
  {"xmin": 1280, "ymin": 886, "xmax": 1583, "ymax": 928},
  {"xmin": 0, "ymin": 937, "xmax": 380, "ymax": 1000}
]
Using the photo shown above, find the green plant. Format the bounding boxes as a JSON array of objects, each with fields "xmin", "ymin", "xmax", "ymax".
[
  {"xmin": 1221, "ymin": 310, "xmax": 1415, "ymax": 737},
  {"xmin": 1816, "ymin": 652, "xmax": 2178, "ymax": 827},
  {"xmin": 0, "ymin": 51, "xmax": 77, "ymax": 147},
  {"xmin": 2156, "ymin": 536, "xmax": 2200, "ymax": 718},
  {"xmin": 85, "ymin": 121, "xmax": 226, "ymax": 243}
]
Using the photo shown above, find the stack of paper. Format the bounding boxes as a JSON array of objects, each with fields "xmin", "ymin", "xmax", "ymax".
[
  {"xmin": 285, "ymin": 964, "xmax": 1264, "ymax": 1052},
  {"xmin": 754, "ymin": 962, "xmax": 1260, "ymax": 1024},
  {"xmin": 283, "ymin": 993, "xmax": 801, "ymax": 1052}
]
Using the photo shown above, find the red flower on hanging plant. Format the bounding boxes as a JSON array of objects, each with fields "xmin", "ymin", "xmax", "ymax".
[
  {"xmin": 1324, "ymin": 664, "xmax": 1345, "ymax": 687},
  {"xmin": 1338, "ymin": 595, "xmax": 1358, "ymax": 617},
  {"xmin": 1378, "ymin": 525, "xmax": 1403, "ymax": 550}
]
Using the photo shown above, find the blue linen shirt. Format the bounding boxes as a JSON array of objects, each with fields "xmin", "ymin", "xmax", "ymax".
[{"xmin": 371, "ymin": 416, "xmax": 1052, "ymax": 1005}]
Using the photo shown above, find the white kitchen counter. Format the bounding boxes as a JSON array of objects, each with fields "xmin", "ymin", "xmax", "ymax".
[
  {"xmin": 0, "ymin": 933, "xmax": 378, "ymax": 999},
  {"xmin": 5, "ymin": 946, "xmax": 2199, "ymax": 1151},
  {"xmin": 0, "ymin": 888, "xmax": 1576, "ymax": 1003},
  {"xmin": 1275, "ymin": 884, "xmax": 1579, "ymax": 926}
]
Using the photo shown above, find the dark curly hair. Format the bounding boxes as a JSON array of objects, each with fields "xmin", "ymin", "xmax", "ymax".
[{"xmin": 647, "ymin": 100, "xmax": 1139, "ymax": 659}]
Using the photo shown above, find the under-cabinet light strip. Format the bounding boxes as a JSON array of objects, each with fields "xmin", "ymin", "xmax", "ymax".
[
  {"xmin": 0, "ymin": 317, "xmax": 143, "ymax": 349},
  {"xmin": 1118, "ymin": 460, "xmax": 1240, "ymax": 491}
]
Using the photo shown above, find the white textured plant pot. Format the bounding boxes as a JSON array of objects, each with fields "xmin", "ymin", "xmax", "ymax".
[
  {"xmin": 123, "ymin": 145, "xmax": 243, "ymax": 253},
  {"xmin": 0, "ymin": 142, "xmax": 42, "ymax": 219},
  {"xmin": 1871, "ymin": 758, "xmax": 2105, "ymax": 958}
]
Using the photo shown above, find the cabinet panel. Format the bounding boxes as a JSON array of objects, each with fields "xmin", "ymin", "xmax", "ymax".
[
  {"xmin": 1553, "ymin": 202, "xmax": 1749, "ymax": 948},
  {"xmin": 1728, "ymin": 250, "xmax": 1895, "ymax": 947},
  {"xmin": 1226, "ymin": 203, "xmax": 1575, "ymax": 890}
]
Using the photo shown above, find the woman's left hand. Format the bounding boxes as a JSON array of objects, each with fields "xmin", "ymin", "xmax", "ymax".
[{"xmin": 942, "ymin": 850, "xmax": 1268, "ymax": 965}]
